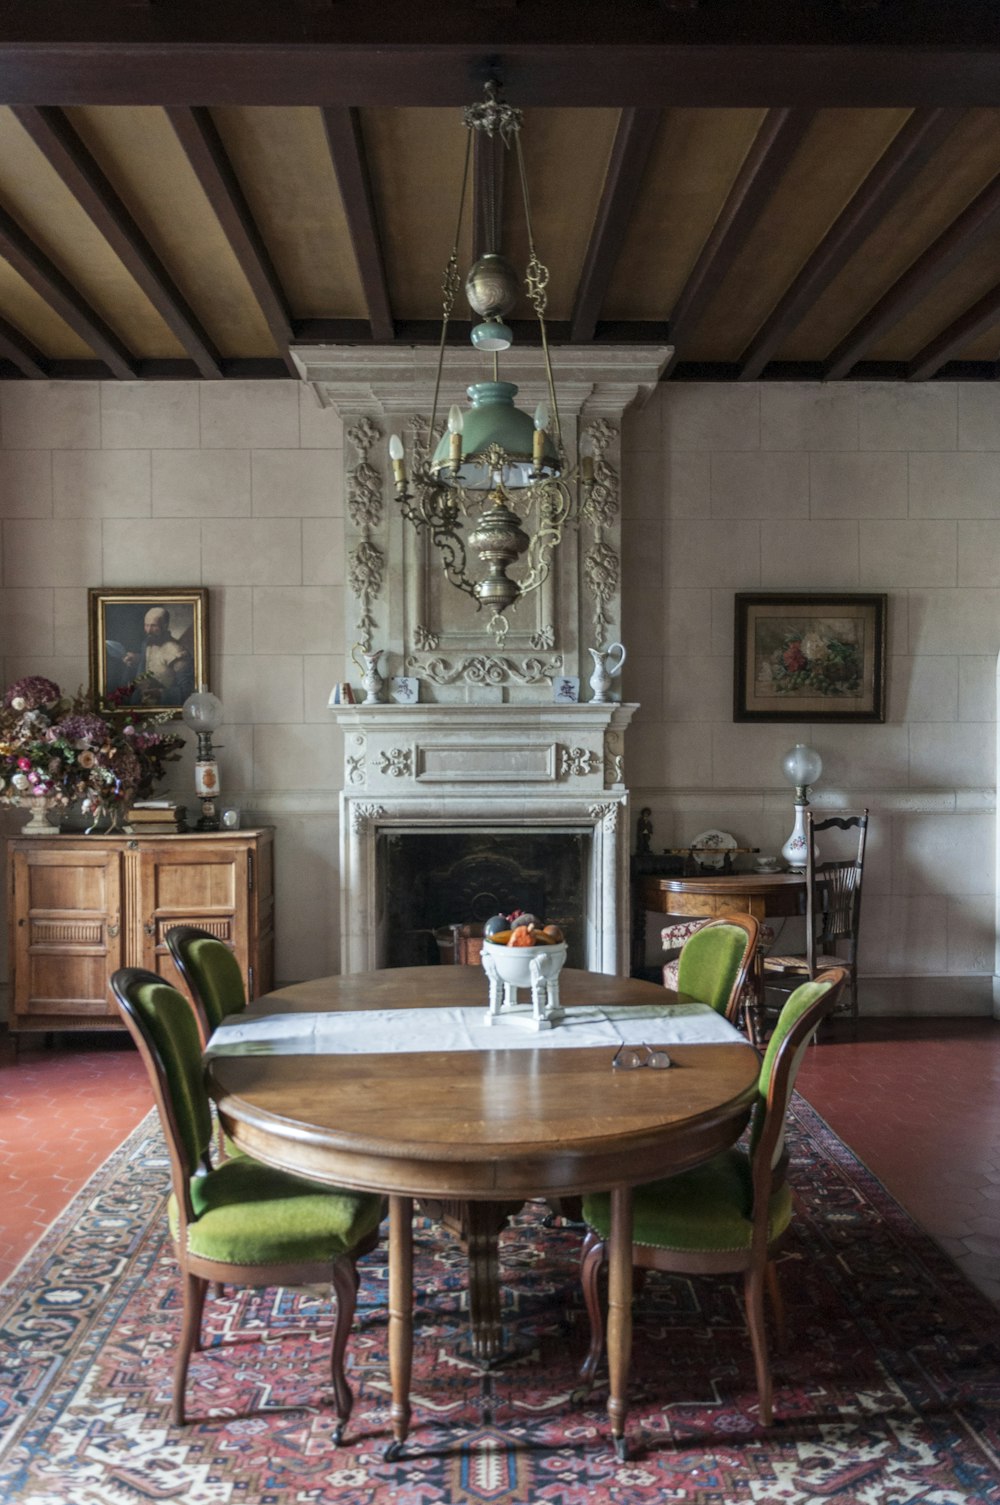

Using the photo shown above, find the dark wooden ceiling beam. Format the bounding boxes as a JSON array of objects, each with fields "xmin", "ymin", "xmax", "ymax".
[
  {"xmin": 571, "ymin": 108, "xmax": 660, "ymax": 344},
  {"xmin": 738, "ymin": 107, "xmax": 963, "ymax": 381},
  {"xmin": 320, "ymin": 107, "xmax": 394, "ymax": 343},
  {"xmin": 824, "ymin": 169, "xmax": 1000, "ymax": 379},
  {"xmin": 0, "ymin": 315, "xmax": 49, "ymax": 379},
  {"xmin": 11, "ymin": 106, "xmax": 224, "ymax": 380},
  {"xmin": 165, "ymin": 106, "xmax": 297, "ymax": 374},
  {"xmin": 661, "ymin": 107, "xmax": 810, "ymax": 377},
  {"xmin": 0, "ymin": 205, "xmax": 136, "ymax": 377},
  {"xmin": 908, "ymin": 283, "xmax": 1000, "ymax": 381},
  {"xmin": 6, "ymin": 22, "xmax": 1000, "ymax": 108}
]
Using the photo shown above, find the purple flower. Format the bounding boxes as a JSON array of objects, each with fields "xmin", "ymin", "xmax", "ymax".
[
  {"xmin": 53, "ymin": 713, "xmax": 111, "ymax": 747},
  {"xmin": 3, "ymin": 676, "xmax": 61, "ymax": 711}
]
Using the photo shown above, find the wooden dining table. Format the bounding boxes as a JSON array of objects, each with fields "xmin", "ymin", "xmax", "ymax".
[{"xmin": 205, "ymin": 964, "xmax": 760, "ymax": 1460}]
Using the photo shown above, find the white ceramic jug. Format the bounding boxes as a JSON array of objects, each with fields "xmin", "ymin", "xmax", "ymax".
[{"xmin": 588, "ymin": 642, "xmax": 626, "ymax": 703}]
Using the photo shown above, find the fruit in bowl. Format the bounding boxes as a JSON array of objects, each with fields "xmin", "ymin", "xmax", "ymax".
[{"xmin": 481, "ymin": 910, "xmax": 566, "ymax": 948}]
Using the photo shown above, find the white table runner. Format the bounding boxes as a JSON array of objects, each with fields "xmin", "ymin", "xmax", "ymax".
[{"xmin": 206, "ymin": 1001, "xmax": 748, "ymax": 1058}]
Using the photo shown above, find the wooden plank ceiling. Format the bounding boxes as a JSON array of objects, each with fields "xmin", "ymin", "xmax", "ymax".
[{"xmin": 1, "ymin": 3, "xmax": 1000, "ymax": 382}]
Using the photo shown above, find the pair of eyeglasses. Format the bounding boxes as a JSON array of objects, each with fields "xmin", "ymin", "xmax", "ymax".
[{"xmin": 612, "ymin": 1042, "xmax": 673, "ymax": 1071}]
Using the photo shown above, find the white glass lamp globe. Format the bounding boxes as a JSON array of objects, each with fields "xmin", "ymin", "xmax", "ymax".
[
  {"xmin": 782, "ymin": 743, "xmax": 822, "ymax": 790},
  {"xmin": 182, "ymin": 686, "xmax": 223, "ymax": 735}
]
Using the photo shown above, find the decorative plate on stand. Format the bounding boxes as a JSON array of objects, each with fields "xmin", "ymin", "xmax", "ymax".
[{"xmin": 689, "ymin": 829, "xmax": 738, "ymax": 871}]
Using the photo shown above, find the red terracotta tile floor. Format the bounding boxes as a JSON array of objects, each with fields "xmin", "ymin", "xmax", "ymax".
[
  {"xmin": 0, "ymin": 1030, "xmax": 149, "ymax": 1282},
  {"xmin": 1, "ymin": 1016, "xmax": 999, "ymax": 1306}
]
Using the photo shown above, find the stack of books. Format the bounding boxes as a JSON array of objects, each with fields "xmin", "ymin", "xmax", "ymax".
[{"xmin": 129, "ymin": 800, "xmax": 187, "ymax": 834}]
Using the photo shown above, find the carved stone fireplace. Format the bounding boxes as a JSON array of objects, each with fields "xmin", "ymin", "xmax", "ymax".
[
  {"xmin": 292, "ymin": 342, "xmax": 671, "ymax": 976},
  {"xmin": 334, "ymin": 702, "xmax": 636, "ymax": 974}
]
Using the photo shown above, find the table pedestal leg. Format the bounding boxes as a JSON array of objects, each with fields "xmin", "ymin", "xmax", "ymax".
[
  {"xmin": 606, "ymin": 1185, "xmax": 634, "ymax": 1461},
  {"xmin": 386, "ymin": 1195, "xmax": 413, "ymax": 1461},
  {"xmin": 464, "ymin": 1201, "xmax": 508, "ymax": 1363},
  {"xmin": 422, "ymin": 1198, "xmax": 519, "ymax": 1362}
]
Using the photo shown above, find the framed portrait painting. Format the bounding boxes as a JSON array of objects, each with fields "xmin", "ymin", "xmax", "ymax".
[
  {"xmin": 88, "ymin": 587, "xmax": 208, "ymax": 717},
  {"xmin": 734, "ymin": 593, "xmax": 886, "ymax": 723}
]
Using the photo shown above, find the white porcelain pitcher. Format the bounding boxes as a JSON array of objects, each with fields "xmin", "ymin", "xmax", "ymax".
[{"xmin": 588, "ymin": 642, "xmax": 626, "ymax": 703}]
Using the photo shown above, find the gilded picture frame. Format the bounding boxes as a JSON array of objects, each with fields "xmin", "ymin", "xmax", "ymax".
[
  {"xmin": 734, "ymin": 592, "xmax": 887, "ymax": 723},
  {"xmin": 88, "ymin": 587, "xmax": 208, "ymax": 717}
]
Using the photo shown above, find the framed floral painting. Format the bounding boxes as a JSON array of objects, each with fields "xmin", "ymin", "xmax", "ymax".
[{"xmin": 734, "ymin": 593, "xmax": 887, "ymax": 723}]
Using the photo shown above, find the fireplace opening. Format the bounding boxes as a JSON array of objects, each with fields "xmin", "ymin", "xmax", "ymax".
[{"xmin": 376, "ymin": 830, "xmax": 589, "ymax": 969}]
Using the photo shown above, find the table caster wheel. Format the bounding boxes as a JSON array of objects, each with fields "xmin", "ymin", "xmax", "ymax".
[
  {"xmin": 613, "ymin": 1434, "xmax": 628, "ymax": 1463},
  {"xmin": 332, "ymin": 1421, "xmax": 345, "ymax": 1447},
  {"xmin": 384, "ymin": 1440, "xmax": 405, "ymax": 1463}
]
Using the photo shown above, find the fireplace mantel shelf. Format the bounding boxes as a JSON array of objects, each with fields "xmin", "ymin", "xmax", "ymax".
[{"xmin": 332, "ymin": 702, "xmax": 638, "ymax": 730}]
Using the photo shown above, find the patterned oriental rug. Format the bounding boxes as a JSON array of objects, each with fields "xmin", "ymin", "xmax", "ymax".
[{"xmin": 2, "ymin": 1099, "xmax": 1000, "ymax": 1505}]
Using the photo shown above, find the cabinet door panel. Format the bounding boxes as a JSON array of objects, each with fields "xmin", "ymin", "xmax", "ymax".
[
  {"xmin": 11, "ymin": 845, "xmax": 123, "ymax": 1020},
  {"xmin": 136, "ymin": 842, "xmax": 249, "ymax": 977}
]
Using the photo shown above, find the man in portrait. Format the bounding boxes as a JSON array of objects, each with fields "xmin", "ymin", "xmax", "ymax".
[{"xmin": 117, "ymin": 606, "xmax": 195, "ymax": 708}]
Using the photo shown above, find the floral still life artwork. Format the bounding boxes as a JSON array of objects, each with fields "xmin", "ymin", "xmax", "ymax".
[
  {"xmin": 0, "ymin": 675, "xmax": 184, "ymax": 832},
  {"xmin": 734, "ymin": 593, "xmax": 887, "ymax": 723}
]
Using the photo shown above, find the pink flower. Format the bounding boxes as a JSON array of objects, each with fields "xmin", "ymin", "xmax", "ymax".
[{"xmin": 16, "ymin": 756, "xmax": 31, "ymax": 771}]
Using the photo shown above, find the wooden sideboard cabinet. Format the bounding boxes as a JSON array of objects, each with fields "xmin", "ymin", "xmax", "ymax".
[{"xmin": 6, "ymin": 829, "xmax": 274, "ymax": 1041}]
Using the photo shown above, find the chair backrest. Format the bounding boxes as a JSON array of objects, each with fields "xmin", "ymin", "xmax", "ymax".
[
  {"xmin": 165, "ymin": 924, "xmax": 246, "ymax": 1044},
  {"xmin": 676, "ymin": 914, "xmax": 760, "ymax": 1021},
  {"xmin": 110, "ymin": 966, "xmax": 214, "ymax": 1229},
  {"xmin": 805, "ymin": 810, "xmax": 869, "ymax": 972},
  {"xmin": 748, "ymin": 967, "xmax": 847, "ymax": 1232}
]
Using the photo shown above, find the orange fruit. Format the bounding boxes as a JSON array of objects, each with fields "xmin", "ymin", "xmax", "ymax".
[{"xmin": 508, "ymin": 925, "xmax": 536, "ymax": 947}]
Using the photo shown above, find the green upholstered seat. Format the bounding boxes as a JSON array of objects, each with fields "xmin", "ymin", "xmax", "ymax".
[
  {"xmin": 676, "ymin": 919, "xmax": 756, "ymax": 1020},
  {"xmin": 168, "ymin": 1157, "xmax": 383, "ymax": 1265},
  {"xmin": 183, "ymin": 935, "xmax": 245, "ymax": 1030},
  {"xmin": 578, "ymin": 970, "xmax": 847, "ymax": 1427},
  {"xmin": 165, "ymin": 926, "xmax": 246, "ymax": 1039},
  {"xmin": 583, "ymin": 1151, "xmax": 793, "ymax": 1255},
  {"xmin": 111, "ymin": 967, "xmax": 384, "ymax": 1432},
  {"xmin": 583, "ymin": 976, "xmax": 833, "ymax": 1251}
]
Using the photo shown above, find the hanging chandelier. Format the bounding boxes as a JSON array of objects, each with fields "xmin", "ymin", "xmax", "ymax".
[{"xmin": 389, "ymin": 82, "xmax": 596, "ymax": 643}]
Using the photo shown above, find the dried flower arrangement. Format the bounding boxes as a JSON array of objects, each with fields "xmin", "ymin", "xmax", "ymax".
[{"xmin": 0, "ymin": 675, "xmax": 184, "ymax": 827}]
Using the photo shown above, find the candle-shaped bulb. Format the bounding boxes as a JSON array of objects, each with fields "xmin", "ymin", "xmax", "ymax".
[
  {"xmin": 448, "ymin": 404, "xmax": 464, "ymax": 469},
  {"xmin": 389, "ymin": 432, "xmax": 407, "ymax": 485},
  {"xmin": 532, "ymin": 401, "xmax": 548, "ymax": 469}
]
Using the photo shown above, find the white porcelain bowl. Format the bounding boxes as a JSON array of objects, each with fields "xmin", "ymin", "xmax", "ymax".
[{"xmin": 480, "ymin": 938, "xmax": 568, "ymax": 988}]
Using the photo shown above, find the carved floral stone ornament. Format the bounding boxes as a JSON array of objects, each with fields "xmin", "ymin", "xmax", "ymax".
[{"xmin": 386, "ymin": 81, "xmax": 604, "ymax": 644}]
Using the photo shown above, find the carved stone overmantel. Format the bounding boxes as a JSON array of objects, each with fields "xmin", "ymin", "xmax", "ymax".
[{"xmin": 292, "ymin": 344, "xmax": 671, "ymax": 703}]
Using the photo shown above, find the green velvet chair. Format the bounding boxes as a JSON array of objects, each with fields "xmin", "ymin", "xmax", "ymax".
[
  {"xmin": 578, "ymin": 966, "xmax": 848, "ymax": 1427},
  {"xmin": 165, "ymin": 924, "xmax": 246, "ymax": 1049},
  {"xmin": 110, "ymin": 966, "xmax": 383, "ymax": 1435},
  {"xmin": 673, "ymin": 913, "xmax": 760, "ymax": 1025}
]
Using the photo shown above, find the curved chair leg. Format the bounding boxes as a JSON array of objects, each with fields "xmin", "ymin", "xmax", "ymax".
[
  {"xmin": 744, "ymin": 1265, "xmax": 773, "ymax": 1426},
  {"xmin": 577, "ymin": 1230, "xmax": 607, "ymax": 1392},
  {"xmin": 330, "ymin": 1254, "xmax": 359, "ymax": 1443},
  {"xmin": 174, "ymin": 1271, "xmax": 208, "ymax": 1425},
  {"xmin": 765, "ymin": 1260, "xmax": 787, "ymax": 1352}
]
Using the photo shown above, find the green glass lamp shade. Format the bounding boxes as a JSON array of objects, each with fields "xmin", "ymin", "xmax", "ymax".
[{"xmin": 431, "ymin": 381, "xmax": 560, "ymax": 491}]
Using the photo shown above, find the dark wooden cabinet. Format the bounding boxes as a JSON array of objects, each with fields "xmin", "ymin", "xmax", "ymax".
[{"xmin": 7, "ymin": 829, "xmax": 273, "ymax": 1039}]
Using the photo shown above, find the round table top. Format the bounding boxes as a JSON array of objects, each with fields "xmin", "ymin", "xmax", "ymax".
[
  {"xmin": 207, "ymin": 967, "xmax": 761, "ymax": 1203},
  {"xmin": 648, "ymin": 870, "xmax": 807, "ymax": 896}
]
